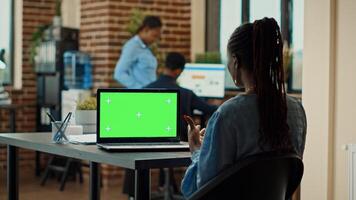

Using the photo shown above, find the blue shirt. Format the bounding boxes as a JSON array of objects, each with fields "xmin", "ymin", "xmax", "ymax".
[
  {"xmin": 114, "ymin": 35, "xmax": 157, "ymax": 89},
  {"xmin": 181, "ymin": 94, "xmax": 307, "ymax": 198}
]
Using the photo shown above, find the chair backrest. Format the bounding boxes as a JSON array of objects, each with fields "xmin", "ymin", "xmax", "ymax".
[{"xmin": 188, "ymin": 152, "xmax": 304, "ymax": 200}]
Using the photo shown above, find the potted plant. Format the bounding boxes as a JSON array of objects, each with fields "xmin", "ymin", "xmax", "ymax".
[
  {"xmin": 29, "ymin": 24, "xmax": 50, "ymax": 65},
  {"xmin": 30, "ymin": 0, "xmax": 62, "ymax": 65},
  {"xmin": 195, "ymin": 51, "xmax": 222, "ymax": 64},
  {"xmin": 283, "ymin": 41, "xmax": 292, "ymax": 82},
  {"xmin": 75, "ymin": 97, "xmax": 96, "ymax": 134},
  {"xmin": 52, "ymin": 0, "xmax": 62, "ymax": 41}
]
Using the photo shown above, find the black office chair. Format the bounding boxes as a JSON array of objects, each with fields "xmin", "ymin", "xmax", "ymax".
[
  {"xmin": 188, "ymin": 152, "xmax": 304, "ymax": 200},
  {"xmin": 151, "ymin": 168, "xmax": 184, "ymax": 200},
  {"xmin": 41, "ymin": 156, "xmax": 83, "ymax": 191}
]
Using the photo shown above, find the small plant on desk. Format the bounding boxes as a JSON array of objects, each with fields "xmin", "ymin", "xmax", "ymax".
[{"xmin": 75, "ymin": 97, "xmax": 96, "ymax": 134}]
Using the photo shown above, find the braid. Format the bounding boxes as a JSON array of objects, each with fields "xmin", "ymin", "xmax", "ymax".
[
  {"xmin": 228, "ymin": 17, "xmax": 292, "ymax": 151},
  {"xmin": 253, "ymin": 18, "xmax": 291, "ymax": 150}
]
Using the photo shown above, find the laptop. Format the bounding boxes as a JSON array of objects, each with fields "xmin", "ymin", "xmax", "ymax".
[{"xmin": 96, "ymin": 88, "xmax": 189, "ymax": 150}]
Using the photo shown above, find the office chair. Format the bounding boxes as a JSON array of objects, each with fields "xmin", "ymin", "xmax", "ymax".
[
  {"xmin": 188, "ymin": 152, "xmax": 304, "ymax": 200},
  {"xmin": 41, "ymin": 156, "xmax": 83, "ymax": 191},
  {"xmin": 151, "ymin": 168, "xmax": 185, "ymax": 200}
]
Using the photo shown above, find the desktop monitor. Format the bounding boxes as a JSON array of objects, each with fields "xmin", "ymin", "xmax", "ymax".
[{"xmin": 177, "ymin": 63, "xmax": 225, "ymax": 98}]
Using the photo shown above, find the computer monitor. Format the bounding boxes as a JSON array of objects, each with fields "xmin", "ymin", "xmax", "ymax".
[{"xmin": 177, "ymin": 63, "xmax": 225, "ymax": 98}]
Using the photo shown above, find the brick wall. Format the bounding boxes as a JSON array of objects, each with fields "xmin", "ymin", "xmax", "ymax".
[
  {"xmin": 0, "ymin": 0, "xmax": 56, "ymax": 168},
  {"xmin": 80, "ymin": 0, "xmax": 191, "ymax": 186}
]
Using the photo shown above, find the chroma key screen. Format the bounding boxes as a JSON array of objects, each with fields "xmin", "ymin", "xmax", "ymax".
[{"xmin": 99, "ymin": 91, "xmax": 178, "ymax": 138}]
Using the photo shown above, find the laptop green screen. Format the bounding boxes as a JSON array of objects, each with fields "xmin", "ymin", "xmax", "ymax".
[{"xmin": 99, "ymin": 92, "xmax": 178, "ymax": 138}]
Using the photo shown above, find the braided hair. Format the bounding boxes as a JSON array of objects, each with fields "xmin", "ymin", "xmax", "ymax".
[{"xmin": 228, "ymin": 17, "xmax": 292, "ymax": 151}]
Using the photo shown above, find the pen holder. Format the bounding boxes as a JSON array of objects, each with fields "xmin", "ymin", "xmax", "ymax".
[{"xmin": 51, "ymin": 121, "xmax": 69, "ymax": 144}]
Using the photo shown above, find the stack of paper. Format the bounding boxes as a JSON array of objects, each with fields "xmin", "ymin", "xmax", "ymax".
[{"xmin": 68, "ymin": 134, "xmax": 96, "ymax": 144}]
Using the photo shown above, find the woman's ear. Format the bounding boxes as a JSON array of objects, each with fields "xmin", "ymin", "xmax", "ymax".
[
  {"xmin": 232, "ymin": 56, "xmax": 238, "ymax": 83},
  {"xmin": 233, "ymin": 56, "xmax": 240, "ymax": 70},
  {"xmin": 233, "ymin": 56, "xmax": 245, "ymax": 87}
]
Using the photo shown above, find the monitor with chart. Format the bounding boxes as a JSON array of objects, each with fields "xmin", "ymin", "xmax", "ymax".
[{"xmin": 177, "ymin": 63, "xmax": 225, "ymax": 98}]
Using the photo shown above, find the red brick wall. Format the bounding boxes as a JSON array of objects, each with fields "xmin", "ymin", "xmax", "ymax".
[
  {"xmin": 80, "ymin": 0, "xmax": 191, "ymax": 186},
  {"xmin": 0, "ymin": 0, "xmax": 56, "ymax": 168}
]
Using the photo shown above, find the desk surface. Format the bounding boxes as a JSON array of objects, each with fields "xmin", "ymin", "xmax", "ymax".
[{"xmin": 0, "ymin": 132, "xmax": 192, "ymax": 169}]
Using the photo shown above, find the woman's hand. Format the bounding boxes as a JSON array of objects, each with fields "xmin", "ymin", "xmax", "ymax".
[{"xmin": 184, "ymin": 115, "xmax": 206, "ymax": 153}]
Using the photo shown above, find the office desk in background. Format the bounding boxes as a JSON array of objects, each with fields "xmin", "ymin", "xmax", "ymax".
[
  {"xmin": 0, "ymin": 133, "xmax": 191, "ymax": 200},
  {"xmin": 0, "ymin": 104, "xmax": 44, "ymax": 177},
  {"xmin": 0, "ymin": 104, "xmax": 33, "ymax": 133}
]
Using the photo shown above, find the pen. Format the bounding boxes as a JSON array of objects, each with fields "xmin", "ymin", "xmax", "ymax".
[
  {"xmin": 47, "ymin": 112, "xmax": 61, "ymax": 141},
  {"xmin": 49, "ymin": 112, "xmax": 71, "ymax": 142},
  {"xmin": 46, "ymin": 112, "xmax": 57, "ymax": 123},
  {"xmin": 60, "ymin": 112, "xmax": 71, "ymax": 141},
  {"xmin": 55, "ymin": 112, "xmax": 71, "ymax": 141}
]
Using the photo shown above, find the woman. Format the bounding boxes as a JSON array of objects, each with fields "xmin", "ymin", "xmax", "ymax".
[
  {"xmin": 114, "ymin": 15, "xmax": 162, "ymax": 89},
  {"xmin": 115, "ymin": 16, "xmax": 162, "ymax": 199},
  {"xmin": 181, "ymin": 17, "xmax": 307, "ymax": 198}
]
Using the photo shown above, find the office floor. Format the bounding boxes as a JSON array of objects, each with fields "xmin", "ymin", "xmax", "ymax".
[{"xmin": 0, "ymin": 167, "xmax": 129, "ymax": 200}]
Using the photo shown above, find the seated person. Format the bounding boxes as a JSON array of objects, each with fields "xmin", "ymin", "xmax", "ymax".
[
  {"xmin": 146, "ymin": 52, "xmax": 218, "ymax": 141},
  {"xmin": 181, "ymin": 17, "xmax": 307, "ymax": 198},
  {"xmin": 146, "ymin": 52, "xmax": 218, "ymax": 193},
  {"xmin": 123, "ymin": 52, "xmax": 218, "ymax": 198}
]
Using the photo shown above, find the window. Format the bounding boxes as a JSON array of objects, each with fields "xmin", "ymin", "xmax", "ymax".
[
  {"xmin": 218, "ymin": 0, "xmax": 303, "ymax": 92},
  {"xmin": 290, "ymin": 0, "xmax": 304, "ymax": 91},
  {"xmin": 0, "ymin": 0, "xmax": 14, "ymax": 85},
  {"xmin": 219, "ymin": 0, "xmax": 242, "ymax": 89},
  {"xmin": 250, "ymin": 0, "xmax": 281, "ymax": 25}
]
